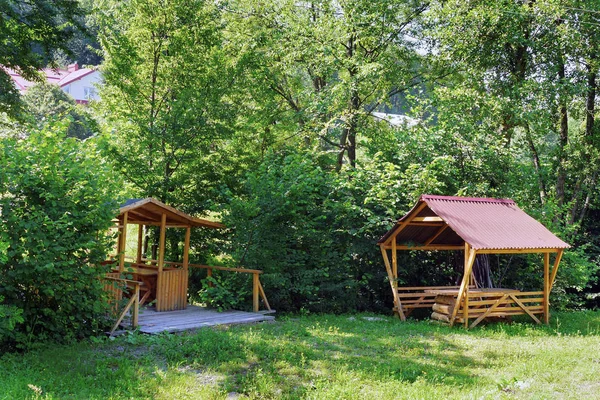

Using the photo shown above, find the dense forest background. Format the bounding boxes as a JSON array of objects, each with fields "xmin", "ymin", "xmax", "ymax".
[{"xmin": 1, "ymin": 0, "xmax": 599, "ymax": 347}]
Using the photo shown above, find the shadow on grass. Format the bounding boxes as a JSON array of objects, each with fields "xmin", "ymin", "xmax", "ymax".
[{"xmin": 2, "ymin": 310, "xmax": 598, "ymax": 399}]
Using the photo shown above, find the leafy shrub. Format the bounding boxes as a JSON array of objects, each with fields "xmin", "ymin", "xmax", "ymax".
[
  {"xmin": 225, "ymin": 149, "xmax": 415, "ymax": 313},
  {"xmin": 197, "ymin": 275, "xmax": 251, "ymax": 312},
  {"xmin": 0, "ymin": 123, "xmax": 121, "ymax": 350}
]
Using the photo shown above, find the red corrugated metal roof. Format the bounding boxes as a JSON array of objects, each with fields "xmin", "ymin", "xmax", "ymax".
[{"xmin": 379, "ymin": 195, "xmax": 570, "ymax": 250}]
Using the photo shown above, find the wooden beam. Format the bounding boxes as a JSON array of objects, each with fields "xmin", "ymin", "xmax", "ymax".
[
  {"xmin": 464, "ymin": 243, "xmax": 470, "ymax": 328},
  {"xmin": 119, "ymin": 212, "xmax": 128, "ymax": 273},
  {"xmin": 424, "ymin": 224, "xmax": 448, "ymax": 246},
  {"xmin": 136, "ymin": 225, "xmax": 143, "ymax": 264},
  {"xmin": 391, "ymin": 236, "xmax": 397, "ymax": 280},
  {"xmin": 469, "ymin": 294, "xmax": 508, "ymax": 328},
  {"xmin": 380, "ymin": 245, "xmax": 405, "ymax": 320},
  {"xmin": 258, "ymin": 280, "xmax": 271, "ymax": 311},
  {"xmin": 382, "ymin": 244, "xmax": 464, "ymax": 251},
  {"xmin": 183, "ymin": 226, "xmax": 191, "ymax": 274},
  {"xmin": 543, "ymin": 252, "xmax": 550, "ymax": 324},
  {"xmin": 411, "ymin": 216, "xmax": 443, "ymax": 222},
  {"xmin": 157, "ymin": 213, "xmax": 167, "ymax": 311},
  {"xmin": 509, "ymin": 294, "xmax": 541, "ymax": 325},
  {"xmin": 450, "ymin": 247, "xmax": 476, "ymax": 326},
  {"xmin": 549, "ymin": 249, "xmax": 564, "ymax": 291},
  {"xmin": 384, "ymin": 202, "xmax": 429, "ymax": 245},
  {"xmin": 253, "ymin": 273, "xmax": 259, "ymax": 312}
]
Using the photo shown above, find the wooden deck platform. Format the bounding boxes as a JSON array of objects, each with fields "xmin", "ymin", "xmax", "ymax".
[{"xmin": 136, "ymin": 305, "xmax": 275, "ymax": 334}]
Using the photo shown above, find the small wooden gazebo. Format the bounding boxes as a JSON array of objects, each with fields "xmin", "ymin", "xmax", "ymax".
[
  {"xmin": 378, "ymin": 195, "xmax": 570, "ymax": 328},
  {"xmin": 114, "ymin": 198, "xmax": 224, "ymax": 312}
]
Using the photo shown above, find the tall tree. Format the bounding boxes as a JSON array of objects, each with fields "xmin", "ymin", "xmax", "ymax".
[
  {"xmin": 225, "ymin": 0, "xmax": 430, "ymax": 170},
  {"xmin": 96, "ymin": 0, "xmax": 232, "ymax": 206}
]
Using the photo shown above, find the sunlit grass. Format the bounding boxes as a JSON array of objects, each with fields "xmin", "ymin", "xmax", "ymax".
[{"xmin": 1, "ymin": 310, "xmax": 599, "ymax": 399}]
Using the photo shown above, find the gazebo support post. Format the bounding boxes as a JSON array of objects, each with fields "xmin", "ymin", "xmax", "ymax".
[
  {"xmin": 183, "ymin": 227, "xmax": 190, "ymax": 273},
  {"xmin": 156, "ymin": 213, "xmax": 167, "ymax": 310},
  {"xmin": 543, "ymin": 252, "xmax": 550, "ymax": 324},
  {"xmin": 136, "ymin": 224, "xmax": 144, "ymax": 264},
  {"xmin": 391, "ymin": 238, "xmax": 398, "ymax": 282},
  {"xmin": 380, "ymin": 245, "xmax": 405, "ymax": 320},
  {"xmin": 463, "ymin": 243, "xmax": 470, "ymax": 328},
  {"xmin": 118, "ymin": 212, "xmax": 129, "ymax": 273},
  {"xmin": 450, "ymin": 247, "xmax": 476, "ymax": 327}
]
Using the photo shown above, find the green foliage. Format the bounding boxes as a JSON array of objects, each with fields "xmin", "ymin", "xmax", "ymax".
[
  {"xmin": 226, "ymin": 148, "xmax": 421, "ymax": 312},
  {"xmin": 95, "ymin": 0, "xmax": 233, "ymax": 206},
  {"xmin": 0, "ymin": 122, "xmax": 121, "ymax": 350},
  {"xmin": 0, "ymin": 296, "xmax": 24, "ymax": 339},
  {"xmin": 197, "ymin": 275, "xmax": 251, "ymax": 312},
  {"xmin": 23, "ymin": 82, "xmax": 98, "ymax": 139}
]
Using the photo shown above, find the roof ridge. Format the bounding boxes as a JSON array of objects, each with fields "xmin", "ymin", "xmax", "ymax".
[{"xmin": 421, "ymin": 194, "xmax": 515, "ymax": 204}]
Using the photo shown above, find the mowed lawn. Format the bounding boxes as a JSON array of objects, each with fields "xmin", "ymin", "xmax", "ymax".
[{"xmin": 1, "ymin": 311, "xmax": 599, "ymax": 400}]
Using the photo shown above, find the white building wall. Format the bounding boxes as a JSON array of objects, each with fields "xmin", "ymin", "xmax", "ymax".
[{"xmin": 64, "ymin": 71, "xmax": 103, "ymax": 102}]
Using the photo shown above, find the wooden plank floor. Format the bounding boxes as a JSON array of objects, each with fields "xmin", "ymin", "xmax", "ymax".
[{"xmin": 137, "ymin": 305, "xmax": 275, "ymax": 334}]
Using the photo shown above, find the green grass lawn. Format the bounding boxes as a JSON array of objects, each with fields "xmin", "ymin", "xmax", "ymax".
[{"xmin": 1, "ymin": 311, "xmax": 599, "ymax": 399}]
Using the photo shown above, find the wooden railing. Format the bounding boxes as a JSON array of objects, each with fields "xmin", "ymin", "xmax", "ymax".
[
  {"xmin": 431, "ymin": 290, "xmax": 544, "ymax": 328},
  {"xmin": 140, "ymin": 258, "xmax": 272, "ymax": 312},
  {"xmin": 395, "ymin": 286, "xmax": 474, "ymax": 317},
  {"xmin": 103, "ymin": 275, "xmax": 147, "ymax": 335}
]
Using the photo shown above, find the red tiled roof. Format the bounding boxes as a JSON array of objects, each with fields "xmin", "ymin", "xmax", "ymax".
[
  {"xmin": 57, "ymin": 68, "xmax": 97, "ymax": 86},
  {"xmin": 6, "ymin": 65, "xmax": 97, "ymax": 91},
  {"xmin": 379, "ymin": 195, "xmax": 570, "ymax": 250}
]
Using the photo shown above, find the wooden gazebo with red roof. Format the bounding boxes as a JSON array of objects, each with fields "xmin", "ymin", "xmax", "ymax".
[
  {"xmin": 105, "ymin": 198, "xmax": 272, "ymax": 334},
  {"xmin": 378, "ymin": 195, "xmax": 570, "ymax": 328}
]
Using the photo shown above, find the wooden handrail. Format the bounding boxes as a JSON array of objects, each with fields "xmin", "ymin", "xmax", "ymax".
[
  {"xmin": 140, "ymin": 258, "xmax": 264, "ymax": 274},
  {"xmin": 105, "ymin": 258, "xmax": 272, "ymax": 313},
  {"xmin": 104, "ymin": 275, "xmax": 143, "ymax": 335}
]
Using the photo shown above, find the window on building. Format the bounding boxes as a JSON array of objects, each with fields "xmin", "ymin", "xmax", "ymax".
[{"xmin": 84, "ymin": 86, "xmax": 96, "ymax": 100}]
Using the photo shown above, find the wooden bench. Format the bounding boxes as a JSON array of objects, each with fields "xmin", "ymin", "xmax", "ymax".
[{"xmin": 395, "ymin": 285, "xmax": 475, "ymax": 317}]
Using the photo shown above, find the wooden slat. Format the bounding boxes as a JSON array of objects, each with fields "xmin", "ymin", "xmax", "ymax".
[
  {"xmin": 401, "ymin": 298, "xmax": 436, "ymax": 305},
  {"xmin": 467, "ymin": 305, "xmax": 543, "ymax": 315},
  {"xmin": 510, "ymin": 293, "xmax": 542, "ymax": 324},
  {"xmin": 397, "ymin": 293, "xmax": 437, "ymax": 298},
  {"xmin": 397, "ymin": 285, "xmax": 463, "ymax": 291},
  {"xmin": 468, "ymin": 298, "xmax": 542, "ymax": 306},
  {"xmin": 469, "ymin": 294, "xmax": 508, "ymax": 328}
]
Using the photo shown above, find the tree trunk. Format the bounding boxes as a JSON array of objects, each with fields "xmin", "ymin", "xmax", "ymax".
[
  {"xmin": 525, "ymin": 124, "xmax": 547, "ymax": 204},
  {"xmin": 555, "ymin": 55, "xmax": 568, "ymax": 209}
]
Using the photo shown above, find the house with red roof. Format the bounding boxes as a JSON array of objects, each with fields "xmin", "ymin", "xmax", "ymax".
[{"xmin": 8, "ymin": 62, "xmax": 101, "ymax": 104}]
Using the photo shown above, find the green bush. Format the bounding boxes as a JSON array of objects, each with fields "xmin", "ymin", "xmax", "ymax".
[
  {"xmin": 197, "ymin": 275, "xmax": 251, "ymax": 312},
  {"xmin": 0, "ymin": 123, "xmax": 121, "ymax": 350},
  {"xmin": 225, "ymin": 149, "xmax": 413, "ymax": 313}
]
